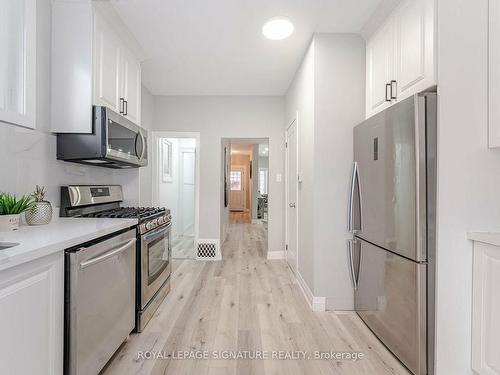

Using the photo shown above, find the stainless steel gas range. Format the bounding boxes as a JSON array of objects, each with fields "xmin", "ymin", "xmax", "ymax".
[{"xmin": 60, "ymin": 185, "xmax": 172, "ymax": 332}]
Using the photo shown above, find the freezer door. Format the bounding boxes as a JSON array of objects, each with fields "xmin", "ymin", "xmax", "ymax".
[
  {"xmin": 353, "ymin": 94, "xmax": 430, "ymax": 261},
  {"xmin": 355, "ymin": 238, "xmax": 427, "ymax": 375}
]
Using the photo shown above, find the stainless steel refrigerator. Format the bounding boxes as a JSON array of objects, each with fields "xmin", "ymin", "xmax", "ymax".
[{"xmin": 348, "ymin": 93, "xmax": 436, "ymax": 375}]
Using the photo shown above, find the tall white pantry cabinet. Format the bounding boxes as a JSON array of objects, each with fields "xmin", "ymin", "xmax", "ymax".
[
  {"xmin": 365, "ymin": 0, "xmax": 436, "ymax": 118},
  {"xmin": 51, "ymin": 1, "xmax": 142, "ymax": 133}
]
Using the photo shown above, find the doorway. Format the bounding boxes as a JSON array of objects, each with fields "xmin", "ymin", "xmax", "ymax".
[
  {"xmin": 286, "ymin": 118, "xmax": 298, "ymax": 274},
  {"xmin": 230, "ymin": 166, "xmax": 246, "ymax": 211},
  {"xmin": 152, "ymin": 132, "xmax": 200, "ymax": 259},
  {"xmin": 222, "ymin": 138, "xmax": 269, "ymax": 246}
]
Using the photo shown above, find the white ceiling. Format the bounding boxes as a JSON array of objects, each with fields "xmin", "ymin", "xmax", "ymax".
[{"xmin": 111, "ymin": 0, "xmax": 382, "ymax": 96}]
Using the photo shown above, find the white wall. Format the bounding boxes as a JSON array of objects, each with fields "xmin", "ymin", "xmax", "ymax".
[
  {"xmin": 434, "ymin": 0, "xmax": 500, "ymax": 373},
  {"xmin": 0, "ymin": 0, "xmax": 140, "ymax": 208},
  {"xmin": 152, "ymin": 96, "xmax": 285, "ymax": 253},
  {"xmin": 138, "ymin": 85, "xmax": 155, "ymax": 206},
  {"xmin": 313, "ymin": 33, "xmax": 365, "ymax": 309},
  {"xmin": 285, "ymin": 40, "xmax": 316, "ymax": 290},
  {"xmin": 285, "ymin": 34, "xmax": 365, "ymax": 309}
]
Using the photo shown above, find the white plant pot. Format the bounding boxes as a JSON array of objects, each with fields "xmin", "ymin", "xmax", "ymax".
[{"xmin": 0, "ymin": 214, "xmax": 21, "ymax": 231}]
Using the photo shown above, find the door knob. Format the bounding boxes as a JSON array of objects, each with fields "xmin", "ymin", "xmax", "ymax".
[{"xmin": 289, "ymin": 203, "xmax": 296, "ymax": 208}]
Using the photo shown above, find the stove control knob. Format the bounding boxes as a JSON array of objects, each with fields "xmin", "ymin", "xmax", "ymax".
[{"xmin": 146, "ymin": 220, "xmax": 155, "ymax": 231}]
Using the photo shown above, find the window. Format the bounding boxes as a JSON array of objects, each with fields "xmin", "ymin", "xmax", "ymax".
[
  {"xmin": 259, "ymin": 168, "xmax": 268, "ymax": 195},
  {"xmin": 230, "ymin": 171, "xmax": 242, "ymax": 191}
]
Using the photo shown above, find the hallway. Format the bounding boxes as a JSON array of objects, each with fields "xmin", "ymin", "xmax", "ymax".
[{"xmin": 102, "ymin": 221, "xmax": 409, "ymax": 375}]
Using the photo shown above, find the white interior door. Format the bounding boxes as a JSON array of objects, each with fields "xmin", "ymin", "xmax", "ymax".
[
  {"xmin": 286, "ymin": 120, "xmax": 298, "ymax": 273},
  {"xmin": 230, "ymin": 166, "xmax": 245, "ymax": 211},
  {"xmin": 179, "ymin": 148, "xmax": 196, "ymax": 235}
]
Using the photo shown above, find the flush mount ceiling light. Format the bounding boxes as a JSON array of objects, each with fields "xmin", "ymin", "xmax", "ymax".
[{"xmin": 262, "ymin": 17, "xmax": 294, "ymax": 40}]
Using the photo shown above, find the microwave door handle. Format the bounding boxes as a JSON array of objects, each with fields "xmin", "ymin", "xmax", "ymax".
[
  {"xmin": 135, "ymin": 132, "xmax": 146, "ymax": 160},
  {"xmin": 138, "ymin": 132, "xmax": 146, "ymax": 160}
]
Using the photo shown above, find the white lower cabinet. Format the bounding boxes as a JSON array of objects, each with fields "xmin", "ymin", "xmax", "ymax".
[
  {"xmin": 472, "ymin": 241, "xmax": 500, "ymax": 375},
  {"xmin": 0, "ymin": 252, "xmax": 64, "ymax": 375}
]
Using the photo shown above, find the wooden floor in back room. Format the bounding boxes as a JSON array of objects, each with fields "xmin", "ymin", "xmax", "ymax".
[{"xmin": 102, "ymin": 219, "xmax": 409, "ymax": 375}]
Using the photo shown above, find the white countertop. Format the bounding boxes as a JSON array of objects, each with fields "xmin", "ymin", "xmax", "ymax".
[
  {"xmin": 0, "ymin": 217, "xmax": 138, "ymax": 271},
  {"xmin": 467, "ymin": 232, "xmax": 500, "ymax": 247}
]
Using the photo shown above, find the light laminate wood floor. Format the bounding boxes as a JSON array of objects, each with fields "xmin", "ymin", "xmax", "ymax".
[
  {"xmin": 102, "ymin": 221, "xmax": 409, "ymax": 375},
  {"xmin": 229, "ymin": 211, "xmax": 252, "ymax": 224}
]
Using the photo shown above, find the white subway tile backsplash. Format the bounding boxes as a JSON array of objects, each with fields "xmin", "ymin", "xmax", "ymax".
[{"xmin": 0, "ymin": 124, "xmax": 139, "ymax": 208}]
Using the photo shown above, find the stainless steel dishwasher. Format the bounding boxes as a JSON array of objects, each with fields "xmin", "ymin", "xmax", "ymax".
[{"xmin": 64, "ymin": 228, "xmax": 136, "ymax": 375}]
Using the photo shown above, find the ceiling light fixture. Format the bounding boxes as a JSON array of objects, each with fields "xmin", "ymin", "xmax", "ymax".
[{"xmin": 262, "ymin": 16, "xmax": 294, "ymax": 40}]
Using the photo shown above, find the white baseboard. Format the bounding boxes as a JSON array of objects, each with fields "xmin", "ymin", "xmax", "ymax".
[
  {"xmin": 294, "ymin": 269, "xmax": 326, "ymax": 312},
  {"xmin": 267, "ymin": 251, "xmax": 285, "ymax": 260}
]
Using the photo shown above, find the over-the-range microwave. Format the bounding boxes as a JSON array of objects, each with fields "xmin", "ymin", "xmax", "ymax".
[{"xmin": 57, "ymin": 106, "xmax": 148, "ymax": 169}]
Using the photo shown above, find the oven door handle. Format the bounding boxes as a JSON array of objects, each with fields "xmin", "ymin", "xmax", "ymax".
[{"xmin": 142, "ymin": 223, "xmax": 171, "ymax": 241}]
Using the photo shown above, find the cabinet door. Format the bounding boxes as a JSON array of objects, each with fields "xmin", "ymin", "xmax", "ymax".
[
  {"xmin": 366, "ymin": 20, "xmax": 395, "ymax": 118},
  {"xmin": 394, "ymin": 0, "xmax": 435, "ymax": 101},
  {"xmin": 472, "ymin": 242, "xmax": 500, "ymax": 375},
  {"xmin": 120, "ymin": 46, "xmax": 141, "ymax": 125},
  {"xmin": 93, "ymin": 11, "xmax": 121, "ymax": 112},
  {"xmin": 0, "ymin": 253, "xmax": 63, "ymax": 375},
  {"xmin": 0, "ymin": 0, "xmax": 36, "ymax": 129}
]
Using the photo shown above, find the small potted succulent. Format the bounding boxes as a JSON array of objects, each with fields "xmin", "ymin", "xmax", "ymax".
[
  {"xmin": 0, "ymin": 193, "xmax": 35, "ymax": 231},
  {"xmin": 25, "ymin": 185, "xmax": 53, "ymax": 226}
]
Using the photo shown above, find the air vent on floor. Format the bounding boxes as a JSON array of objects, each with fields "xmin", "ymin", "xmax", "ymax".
[{"xmin": 196, "ymin": 239, "xmax": 221, "ymax": 260}]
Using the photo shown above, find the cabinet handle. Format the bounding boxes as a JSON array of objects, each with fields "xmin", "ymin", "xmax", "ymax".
[
  {"xmin": 119, "ymin": 98, "xmax": 124, "ymax": 114},
  {"xmin": 124, "ymin": 100, "xmax": 128, "ymax": 116},
  {"xmin": 385, "ymin": 83, "xmax": 391, "ymax": 102},
  {"xmin": 390, "ymin": 80, "xmax": 397, "ymax": 100}
]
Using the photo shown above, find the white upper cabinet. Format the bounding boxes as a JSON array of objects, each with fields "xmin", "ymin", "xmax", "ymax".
[
  {"xmin": 51, "ymin": 1, "xmax": 142, "ymax": 133},
  {"xmin": 365, "ymin": 0, "xmax": 436, "ymax": 118},
  {"xmin": 366, "ymin": 20, "xmax": 395, "ymax": 115},
  {"xmin": 93, "ymin": 11, "xmax": 121, "ymax": 113},
  {"xmin": 0, "ymin": 0, "xmax": 36, "ymax": 129},
  {"xmin": 394, "ymin": 0, "xmax": 435, "ymax": 101},
  {"xmin": 119, "ymin": 47, "xmax": 142, "ymax": 125}
]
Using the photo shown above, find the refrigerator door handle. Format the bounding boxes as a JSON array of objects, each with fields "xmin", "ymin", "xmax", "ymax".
[
  {"xmin": 348, "ymin": 161, "xmax": 361, "ymax": 233},
  {"xmin": 347, "ymin": 239, "xmax": 358, "ymax": 290},
  {"xmin": 355, "ymin": 239, "xmax": 361, "ymax": 287}
]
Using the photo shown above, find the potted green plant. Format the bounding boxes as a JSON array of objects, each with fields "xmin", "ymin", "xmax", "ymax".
[
  {"xmin": 0, "ymin": 193, "xmax": 35, "ymax": 231},
  {"xmin": 25, "ymin": 185, "xmax": 53, "ymax": 225}
]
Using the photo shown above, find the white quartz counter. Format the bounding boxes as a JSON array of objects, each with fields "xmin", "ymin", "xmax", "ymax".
[
  {"xmin": 467, "ymin": 232, "xmax": 500, "ymax": 247},
  {"xmin": 0, "ymin": 217, "xmax": 138, "ymax": 271}
]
